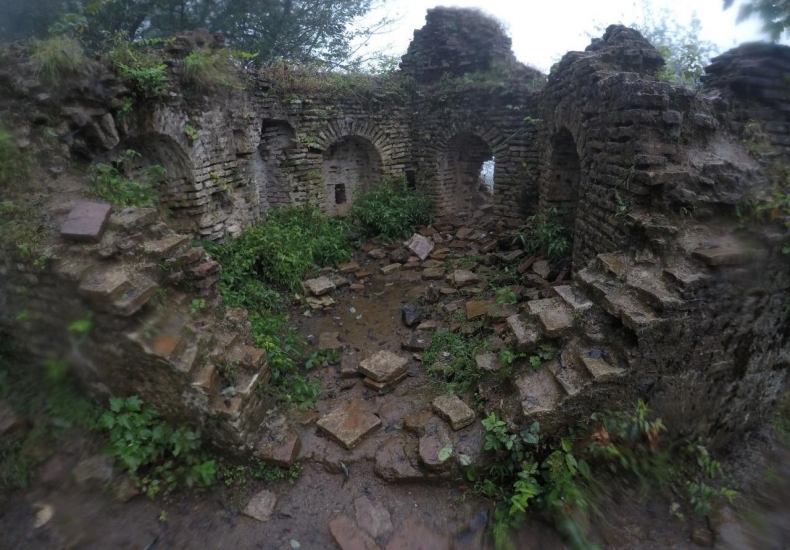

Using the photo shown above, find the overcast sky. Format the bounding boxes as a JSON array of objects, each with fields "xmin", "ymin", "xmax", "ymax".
[{"xmin": 356, "ymin": 0, "xmax": 772, "ymax": 71}]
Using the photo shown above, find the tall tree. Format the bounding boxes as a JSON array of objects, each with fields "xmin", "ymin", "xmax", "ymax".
[{"xmin": 724, "ymin": 0, "xmax": 790, "ymax": 40}]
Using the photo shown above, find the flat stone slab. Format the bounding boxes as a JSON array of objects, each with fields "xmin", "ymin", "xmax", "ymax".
[
  {"xmin": 78, "ymin": 269, "xmax": 133, "ymax": 302},
  {"xmin": 405, "ymin": 233, "xmax": 434, "ymax": 260},
  {"xmin": 317, "ymin": 401, "xmax": 382, "ymax": 449},
  {"xmin": 61, "ymin": 201, "xmax": 112, "ymax": 243},
  {"xmin": 465, "ymin": 300, "xmax": 492, "ymax": 320},
  {"xmin": 358, "ymin": 350, "xmax": 409, "ymax": 382},
  {"xmin": 515, "ymin": 363, "xmax": 565, "ymax": 416},
  {"xmin": 579, "ymin": 350, "xmax": 625, "ymax": 381},
  {"xmin": 692, "ymin": 245, "xmax": 765, "ymax": 266},
  {"xmin": 532, "ymin": 260, "xmax": 551, "ymax": 279},
  {"xmin": 432, "ymin": 395, "xmax": 475, "ymax": 430},
  {"xmin": 304, "ymin": 276, "xmax": 336, "ymax": 296},
  {"xmin": 374, "ymin": 435, "xmax": 425, "ymax": 483},
  {"xmin": 447, "ymin": 269, "xmax": 480, "ymax": 288},
  {"xmin": 109, "ymin": 207, "xmax": 157, "ymax": 231},
  {"xmin": 419, "ymin": 426, "xmax": 453, "ymax": 471},
  {"xmin": 242, "ymin": 490, "xmax": 278, "ymax": 522},
  {"xmin": 363, "ymin": 370, "xmax": 408, "ymax": 391},
  {"xmin": 422, "ymin": 267, "xmax": 445, "ymax": 280},
  {"xmin": 338, "ymin": 261, "xmax": 360, "ymax": 273},
  {"xmin": 381, "ymin": 263, "xmax": 402, "ymax": 275}
]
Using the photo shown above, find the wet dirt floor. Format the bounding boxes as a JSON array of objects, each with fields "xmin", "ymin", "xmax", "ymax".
[{"xmin": 1, "ymin": 240, "xmax": 789, "ymax": 549}]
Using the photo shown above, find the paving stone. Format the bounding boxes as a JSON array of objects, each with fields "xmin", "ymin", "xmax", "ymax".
[
  {"xmin": 242, "ymin": 490, "xmax": 277, "ymax": 522},
  {"xmin": 304, "ymin": 276, "xmax": 336, "ymax": 296},
  {"xmin": 374, "ymin": 435, "xmax": 425, "ymax": 483},
  {"xmin": 405, "ymin": 233, "xmax": 434, "ymax": 260},
  {"xmin": 368, "ymin": 248, "xmax": 387, "ymax": 260},
  {"xmin": 475, "ymin": 353, "xmax": 500, "ymax": 372},
  {"xmin": 317, "ymin": 401, "xmax": 382, "ymax": 449},
  {"xmin": 422, "ymin": 267, "xmax": 445, "ymax": 280},
  {"xmin": 358, "ymin": 350, "xmax": 409, "ymax": 382},
  {"xmin": 318, "ymin": 331, "xmax": 344, "ymax": 350},
  {"xmin": 143, "ymin": 235, "xmax": 189, "ymax": 259},
  {"xmin": 328, "ymin": 515, "xmax": 381, "ymax": 550},
  {"xmin": 338, "ymin": 261, "xmax": 360, "ymax": 274},
  {"xmin": 432, "ymin": 394, "xmax": 475, "ymax": 430},
  {"xmin": 532, "ymin": 260, "xmax": 551, "ymax": 279},
  {"xmin": 381, "ymin": 263, "xmax": 402, "ymax": 275},
  {"xmin": 506, "ymin": 314, "xmax": 540, "ymax": 353},
  {"xmin": 448, "ymin": 269, "xmax": 480, "ymax": 287},
  {"xmin": 60, "ymin": 201, "xmax": 113, "ymax": 243},
  {"xmin": 257, "ymin": 433, "xmax": 301, "ymax": 467},
  {"xmin": 465, "ymin": 300, "xmax": 492, "ymax": 320},
  {"xmin": 354, "ymin": 496, "xmax": 393, "ymax": 539}
]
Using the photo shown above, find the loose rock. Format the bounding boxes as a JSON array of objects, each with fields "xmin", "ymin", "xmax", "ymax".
[
  {"xmin": 401, "ymin": 304, "xmax": 422, "ymax": 327},
  {"xmin": 242, "ymin": 490, "xmax": 278, "ymax": 522},
  {"xmin": 432, "ymin": 394, "xmax": 476, "ymax": 430},
  {"xmin": 304, "ymin": 276, "xmax": 336, "ymax": 296}
]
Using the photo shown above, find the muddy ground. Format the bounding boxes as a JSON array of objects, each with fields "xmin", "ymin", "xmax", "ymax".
[{"xmin": 1, "ymin": 229, "xmax": 789, "ymax": 550}]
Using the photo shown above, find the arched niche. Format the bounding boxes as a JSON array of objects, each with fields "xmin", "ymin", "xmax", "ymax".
[
  {"xmin": 255, "ymin": 120, "xmax": 297, "ymax": 210},
  {"xmin": 322, "ymin": 136, "xmax": 382, "ymax": 216}
]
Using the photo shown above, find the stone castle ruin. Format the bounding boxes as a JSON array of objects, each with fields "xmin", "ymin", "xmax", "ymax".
[{"xmin": 0, "ymin": 8, "xmax": 788, "ymax": 454}]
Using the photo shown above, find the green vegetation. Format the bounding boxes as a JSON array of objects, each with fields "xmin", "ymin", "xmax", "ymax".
[
  {"xmin": 0, "ymin": 126, "xmax": 31, "ymax": 188},
  {"xmin": 87, "ymin": 149, "xmax": 166, "ymax": 207},
  {"xmin": 183, "ymin": 48, "xmax": 240, "ymax": 90},
  {"xmin": 512, "ymin": 206, "xmax": 571, "ymax": 262},
  {"xmin": 726, "ymin": 0, "xmax": 790, "ymax": 40},
  {"xmin": 495, "ymin": 287, "xmax": 517, "ymax": 306},
  {"xmin": 423, "ymin": 331, "xmax": 485, "ymax": 395},
  {"xmin": 0, "ymin": 200, "xmax": 44, "ymax": 259},
  {"xmin": 98, "ymin": 396, "xmax": 216, "ymax": 498},
  {"xmin": 0, "ymin": 345, "xmax": 100, "ymax": 490},
  {"xmin": 30, "ymin": 35, "xmax": 87, "ymax": 83},
  {"xmin": 351, "ymin": 177, "xmax": 433, "ymax": 240},
  {"xmin": 204, "ymin": 206, "xmax": 352, "ymax": 410},
  {"xmin": 475, "ymin": 400, "xmax": 737, "ymax": 550},
  {"xmin": 108, "ymin": 33, "xmax": 169, "ymax": 98}
]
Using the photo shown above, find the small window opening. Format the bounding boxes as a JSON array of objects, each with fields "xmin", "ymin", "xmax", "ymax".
[
  {"xmin": 335, "ymin": 184, "xmax": 347, "ymax": 204},
  {"xmin": 479, "ymin": 159, "xmax": 495, "ymax": 192}
]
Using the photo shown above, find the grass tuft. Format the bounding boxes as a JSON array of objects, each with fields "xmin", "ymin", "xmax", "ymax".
[{"xmin": 30, "ymin": 35, "xmax": 87, "ymax": 84}]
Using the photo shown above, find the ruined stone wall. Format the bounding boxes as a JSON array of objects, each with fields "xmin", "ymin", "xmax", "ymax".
[{"xmin": 403, "ymin": 8, "xmax": 545, "ymax": 221}]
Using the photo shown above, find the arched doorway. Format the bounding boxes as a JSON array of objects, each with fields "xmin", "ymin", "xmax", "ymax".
[
  {"xmin": 436, "ymin": 132, "xmax": 493, "ymax": 217},
  {"xmin": 322, "ymin": 136, "xmax": 382, "ymax": 216}
]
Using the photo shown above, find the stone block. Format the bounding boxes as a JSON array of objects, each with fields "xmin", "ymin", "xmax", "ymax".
[
  {"xmin": 143, "ymin": 235, "xmax": 189, "ymax": 259},
  {"xmin": 257, "ymin": 433, "xmax": 301, "ymax": 467},
  {"xmin": 358, "ymin": 350, "xmax": 409, "ymax": 382},
  {"xmin": 242, "ymin": 490, "xmax": 278, "ymax": 522},
  {"xmin": 405, "ymin": 233, "xmax": 434, "ymax": 260},
  {"xmin": 432, "ymin": 394, "xmax": 475, "ymax": 430},
  {"xmin": 354, "ymin": 496, "xmax": 393, "ymax": 539},
  {"xmin": 317, "ymin": 400, "xmax": 382, "ymax": 449},
  {"xmin": 61, "ymin": 201, "xmax": 112, "ymax": 243},
  {"xmin": 304, "ymin": 276, "xmax": 336, "ymax": 296},
  {"xmin": 78, "ymin": 269, "xmax": 133, "ymax": 303},
  {"xmin": 328, "ymin": 515, "xmax": 381, "ymax": 550},
  {"xmin": 506, "ymin": 314, "xmax": 540, "ymax": 353}
]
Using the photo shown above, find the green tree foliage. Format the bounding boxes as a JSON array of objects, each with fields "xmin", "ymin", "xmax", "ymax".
[
  {"xmin": 725, "ymin": 0, "xmax": 790, "ymax": 40},
  {"xmin": 1, "ymin": 0, "xmax": 391, "ymax": 68}
]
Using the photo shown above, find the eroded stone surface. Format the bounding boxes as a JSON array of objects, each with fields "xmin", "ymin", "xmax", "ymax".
[
  {"xmin": 432, "ymin": 394, "xmax": 475, "ymax": 430},
  {"xmin": 358, "ymin": 351, "xmax": 409, "ymax": 382},
  {"xmin": 354, "ymin": 496, "xmax": 393, "ymax": 539},
  {"xmin": 405, "ymin": 233, "xmax": 434, "ymax": 260},
  {"xmin": 317, "ymin": 401, "xmax": 382, "ymax": 449},
  {"xmin": 242, "ymin": 490, "xmax": 278, "ymax": 522},
  {"xmin": 418, "ymin": 425, "xmax": 453, "ymax": 471},
  {"xmin": 257, "ymin": 433, "xmax": 301, "ymax": 467},
  {"xmin": 374, "ymin": 435, "xmax": 425, "ymax": 483},
  {"xmin": 328, "ymin": 515, "xmax": 381, "ymax": 550},
  {"xmin": 318, "ymin": 331, "xmax": 344, "ymax": 350}
]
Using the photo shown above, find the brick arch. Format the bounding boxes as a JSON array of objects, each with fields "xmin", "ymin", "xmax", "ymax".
[
  {"xmin": 322, "ymin": 135, "xmax": 383, "ymax": 216},
  {"xmin": 427, "ymin": 125, "xmax": 508, "ymax": 217},
  {"xmin": 313, "ymin": 119, "xmax": 393, "ymax": 170}
]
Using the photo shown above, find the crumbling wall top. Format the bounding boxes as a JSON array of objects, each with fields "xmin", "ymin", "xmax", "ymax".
[
  {"xmin": 584, "ymin": 24, "xmax": 665, "ymax": 75},
  {"xmin": 400, "ymin": 7, "xmax": 538, "ymax": 84}
]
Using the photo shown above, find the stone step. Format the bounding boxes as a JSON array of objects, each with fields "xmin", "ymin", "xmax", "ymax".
[
  {"xmin": 514, "ymin": 361, "xmax": 566, "ymax": 418},
  {"xmin": 552, "ymin": 285, "xmax": 593, "ymax": 312},
  {"xmin": 506, "ymin": 314, "xmax": 541, "ymax": 353},
  {"xmin": 143, "ymin": 235, "xmax": 191, "ymax": 260},
  {"xmin": 78, "ymin": 268, "xmax": 134, "ymax": 303},
  {"xmin": 592, "ymin": 252, "xmax": 631, "ymax": 280},
  {"xmin": 567, "ymin": 343, "xmax": 625, "ymax": 382},
  {"xmin": 625, "ymin": 268, "xmax": 685, "ymax": 311},
  {"xmin": 526, "ymin": 297, "xmax": 574, "ymax": 338},
  {"xmin": 662, "ymin": 264, "xmax": 711, "ymax": 291},
  {"xmin": 551, "ymin": 343, "xmax": 593, "ymax": 396},
  {"xmin": 113, "ymin": 282, "xmax": 159, "ymax": 316},
  {"xmin": 577, "ymin": 269, "xmax": 661, "ymax": 332},
  {"xmin": 108, "ymin": 207, "xmax": 158, "ymax": 233}
]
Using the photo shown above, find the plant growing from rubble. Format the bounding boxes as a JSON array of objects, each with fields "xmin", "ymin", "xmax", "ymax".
[
  {"xmin": 87, "ymin": 149, "xmax": 166, "ymax": 207},
  {"xmin": 351, "ymin": 176, "xmax": 433, "ymax": 240},
  {"xmin": 108, "ymin": 32, "xmax": 169, "ymax": 98},
  {"xmin": 423, "ymin": 331, "xmax": 485, "ymax": 395},
  {"xmin": 30, "ymin": 35, "xmax": 88, "ymax": 84},
  {"xmin": 183, "ymin": 48, "xmax": 241, "ymax": 91},
  {"xmin": 98, "ymin": 395, "xmax": 217, "ymax": 498},
  {"xmin": 512, "ymin": 207, "xmax": 571, "ymax": 262},
  {"xmin": 0, "ymin": 126, "xmax": 31, "ymax": 189}
]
